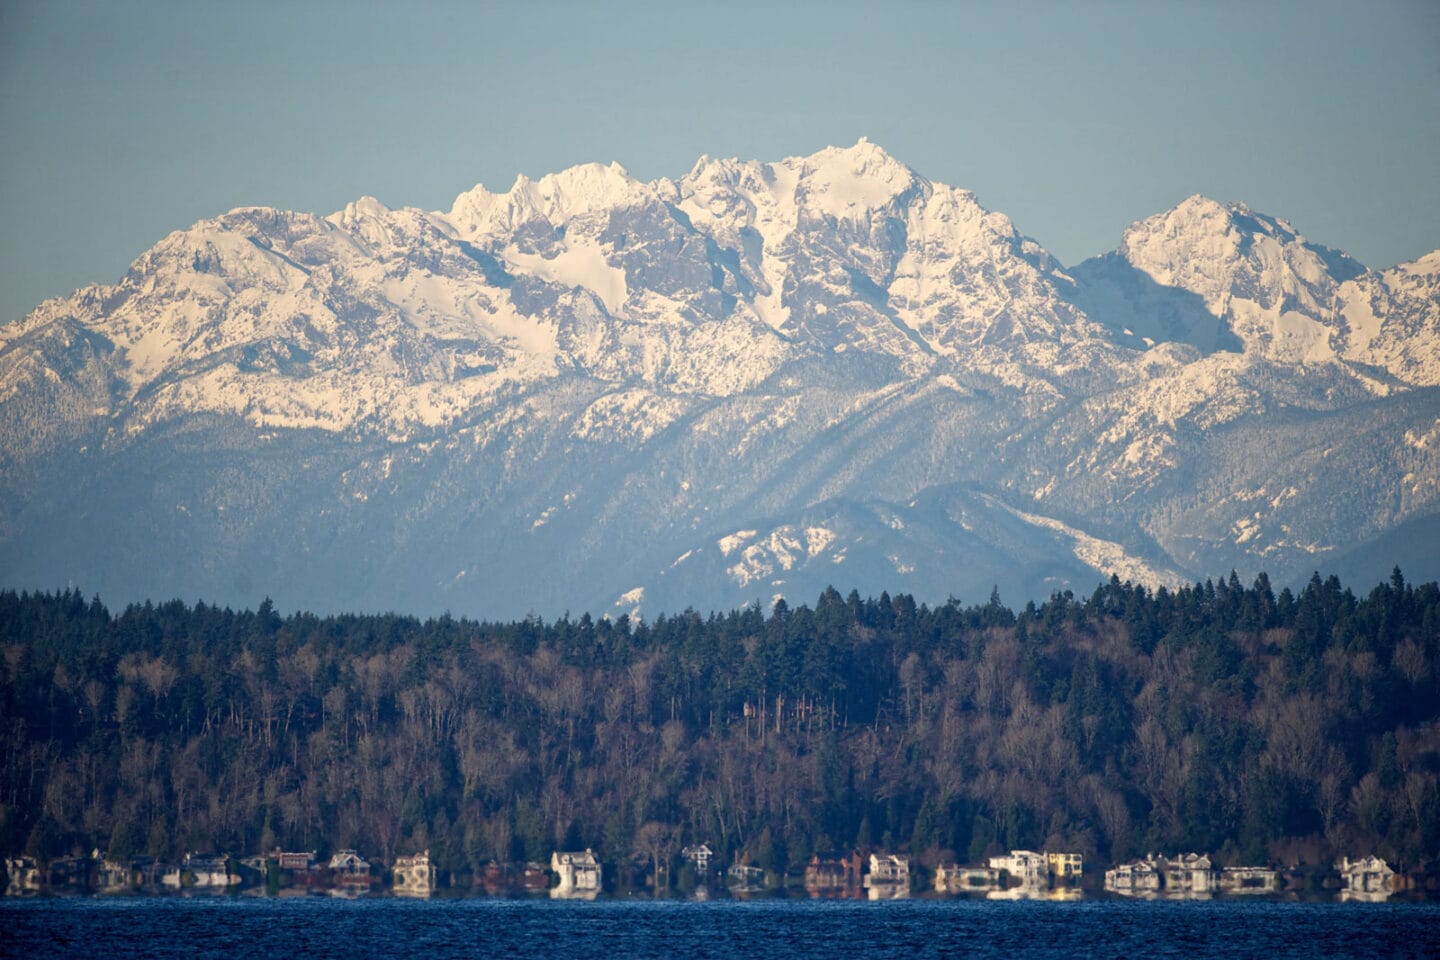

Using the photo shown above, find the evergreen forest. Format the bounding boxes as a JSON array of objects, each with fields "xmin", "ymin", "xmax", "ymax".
[{"xmin": 3, "ymin": 570, "xmax": 1438, "ymax": 883}]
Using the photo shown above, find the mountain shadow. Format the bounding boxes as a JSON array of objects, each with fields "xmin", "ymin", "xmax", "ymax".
[{"xmin": 1065, "ymin": 252, "xmax": 1244, "ymax": 354}]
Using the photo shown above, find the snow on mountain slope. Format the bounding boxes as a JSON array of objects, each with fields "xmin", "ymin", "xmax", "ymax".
[
  {"xmin": 1104, "ymin": 196, "xmax": 1367, "ymax": 363},
  {"xmin": 672, "ymin": 140, "xmax": 1109, "ymax": 380},
  {"xmin": 1337, "ymin": 250, "xmax": 1440, "ymax": 386},
  {"xmin": 987, "ymin": 495, "xmax": 1187, "ymax": 590},
  {"xmin": 1, "ymin": 142, "xmax": 1436, "ymax": 618},
  {"xmin": 11, "ymin": 202, "xmax": 578, "ymax": 437}
]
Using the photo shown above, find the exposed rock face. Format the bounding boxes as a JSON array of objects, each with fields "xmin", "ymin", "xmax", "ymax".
[{"xmin": 2, "ymin": 142, "xmax": 1437, "ymax": 618}]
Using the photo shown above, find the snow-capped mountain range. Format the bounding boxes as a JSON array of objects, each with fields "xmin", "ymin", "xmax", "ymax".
[{"xmin": 2, "ymin": 140, "xmax": 1437, "ymax": 618}]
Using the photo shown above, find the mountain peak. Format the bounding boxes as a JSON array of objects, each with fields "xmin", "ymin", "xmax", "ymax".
[
  {"xmin": 802, "ymin": 137, "xmax": 911, "ymax": 175},
  {"xmin": 1113, "ymin": 195, "xmax": 1374, "ymax": 363},
  {"xmin": 3, "ymin": 142, "xmax": 1437, "ymax": 618},
  {"xmin": 1168, "ymin": 193, "xmax": 1234, "ymax": 220},
  {"xmin": 788, "ymin": 139, "xmax": 922, "ymax": 218},
  {"xmin": 446, "ymin": 160, "xmax": 651, "ymax": 240},
  {"xmin": 1139, "ymin": 195, "xmax": 1348, "ymax": 257},
  {"xmin": 329, "ymin": 195, "xmax": 392, "ymax": 228}
]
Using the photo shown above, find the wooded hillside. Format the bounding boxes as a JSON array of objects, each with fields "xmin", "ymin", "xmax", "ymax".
[{"xmin": 3, "ymin": 570, "xmax": 1437, "ymax": 879}]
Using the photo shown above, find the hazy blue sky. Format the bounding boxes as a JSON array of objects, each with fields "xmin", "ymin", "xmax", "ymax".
[{"xmin": 2, "ymin": 0, "xmax": 1437, "ymax": 324}]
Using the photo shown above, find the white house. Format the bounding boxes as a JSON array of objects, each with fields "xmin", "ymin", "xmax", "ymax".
[
  {"xmin": 728, "ymin": 863, "xmax": 765, "ymax": 890},
  {"xmin": 328, "ymin": 850, "xmax": 373, "ymax": 890},
  {"xmin": 1163, "ymin": 853, "xmax": 1217, "ymax": 893},
  {"xmin": 552, "ymin": 849, "xmax": 602, "ymax": 892},
  {"xmin": 866, "ymin": 853, "xmax": 911, "ymax": 888},
  {"xmin": 682, "ymin": 844, "xmax": 714, "ymax": 874},
  {"xmin": 1106, "ymin": 853, "xmax": 1215, "ymax": 895},
  {"xmin": 1104, "ymin": 857, "xmax": 1162, "ymax": 893},
  {"xmin": 988, "ymin": 850, "xmax": 1047, "ymax": 886},
  {"xmin": 1337, "ymin": 855, "xmax": 1394, "ymax": 893},
  {"xmin": 164, "ymin": 853, "xmax": 236, "ymax": 888}
]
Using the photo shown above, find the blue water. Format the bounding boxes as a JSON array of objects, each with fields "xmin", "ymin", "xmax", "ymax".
[{"xmin": 2, "ymin": 896, "xmax": 1437, "ymax": 959}]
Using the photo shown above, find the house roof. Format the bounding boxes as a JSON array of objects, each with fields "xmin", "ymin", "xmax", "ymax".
[{"xmin": 328, "ymin": 850, "xmax": 369, "ymax": 868}]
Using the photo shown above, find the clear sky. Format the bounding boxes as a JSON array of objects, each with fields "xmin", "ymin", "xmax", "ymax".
[{"xmin": 2, "ymin": 0, "xmax": 1437, "ymax": 325}]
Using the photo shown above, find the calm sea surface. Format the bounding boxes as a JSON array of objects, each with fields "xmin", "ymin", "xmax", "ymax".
[{"xmin": 2, "ymin": 895, "xmax": 1437, "ymax": 959}]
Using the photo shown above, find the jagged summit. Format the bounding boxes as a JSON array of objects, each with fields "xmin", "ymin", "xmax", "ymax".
[
  {"xmin": 1102, "ymin": 194, "xmax": 1367, "ymax": 362},
  {"xmin": 1, "ymin": 143, "xmax": 1437, "ymax": 618},
  {"xmin": 787, "ymin": 138, "xmax": 923, "ymax": 216},
  {"xmin": 446, "ymin": 160, "xmax": 654, "ymax": 241},
  {"xmin": 1121, "ymin": 194, "xmax": 1364, "ymax": 274}
]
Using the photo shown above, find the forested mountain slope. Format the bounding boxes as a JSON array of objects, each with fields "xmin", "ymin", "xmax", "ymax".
[{"xmin": 3, "ymin": 571, "xmax": 1436, "ymax": 877}]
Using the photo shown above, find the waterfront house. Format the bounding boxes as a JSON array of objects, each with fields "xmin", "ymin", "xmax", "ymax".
[
  {"xmin": 1047, "ymin": 851, "xmax": 1083, "ymax": 883},
  {"xmin": 392, "ymin": 850, "xmax": 436, "ymax": 896},
  {"xmin": 1219, "ymin": 865, "xmax": 1279, "ymax": 893},
  {"xmin": 865, "ymin": 853, "xmax": 911, "ymax": 888},
  {"xmin": 1104, "ymin": 857, "xmax": 1162, "ymax": 893},
  {"xmin": 163, "ymin": 853, "xmax": 237, "ymax": 888},
  {"xmin": 551, "ymin": 849, "xmax": 602, "ymax": 892},
  {"xmin": 1106, "ymin": 853, "xmax": 1215, "ymax": 895},
  {"xmin": 805, "ymin": 851, "xmax": 862, "ymax": 892},
  {"xmin": 1337, "ymin": 855, "xmax": 1395, "ymax": 893},
  {"xmin": 265, "ymin": 849, "xmax": 320, "ymax": 888},
  {"xmin": 988, "ymin": 850, "xmax": 1047, "ymax": 887},
  {"xmin": 328, "ymin": 850, "xmax": 373, "ymax": 890},
  {"xmin": 728, "ymin": 863, "xmax": 766, "ymax": 890},
  {"xmin": 46, "ymin": 856, "xmax": 91, "ymax": 892},
  {"xmin": 5, "ymin": 856, "xmax": 42, "ymax": 894},
  {"xmin": 1163, "ymin": 853, "xmax": 1216, "ymax": 893},
  {"xmin": 478, "ymin": 860, "xmax": 549, "ymax": 894},
  {"xmin": 91, "ymin": 850, "xmax": 130, "ymax": 893},
  {"xmin": 934, "ymin": 863, "xmax": 1002, "ymax": 893},
  {"xmin": 274, "ymin": 849, "xmax": 317, "ymax": 872},
  {"xmin": 131, "ymin": 858, "xmax": 170, "ymax": 888}
]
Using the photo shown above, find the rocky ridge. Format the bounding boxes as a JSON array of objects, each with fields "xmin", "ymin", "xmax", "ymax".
[{"xmin": 1, "ymin": 141, "xmax": 1437, "ymax": 618}]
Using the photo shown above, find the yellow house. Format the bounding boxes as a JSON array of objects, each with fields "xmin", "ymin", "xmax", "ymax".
[
  {"xmin": 1047, "ymin": 851, "xmax": 1083, "ymax": 882},
  {"xmin": 392, "ymin": 850, "xmax": 436, "ymax": 897}
]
